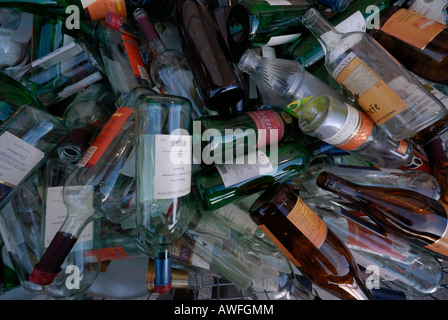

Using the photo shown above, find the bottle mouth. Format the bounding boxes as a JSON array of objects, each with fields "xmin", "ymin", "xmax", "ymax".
[
  {"xmin": 238, "ymin": 49, "xmax": 259, "ymax": 73},
  {"xmin": 302, "ymin": 8, "xmax": 320, "ymax": 29},
  {"xmin": 315, "ymin": 171, "xmax": 336, "ymax": 191},
  {"xmin": 105, "ymin": 12, "xmax": 122, "ymax": 31}
]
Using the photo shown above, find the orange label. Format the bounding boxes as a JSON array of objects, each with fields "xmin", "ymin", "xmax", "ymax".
[
  {"xmin": 381, "ymin": 8, "xmax": 445, "ymax": 50},
  {"xmin": 337, "ymin": 112, "xmax": 374, "ymax": 151},
  {"xmin": 77, "ymin": 107, "xmax": 134, "ymax": 169},
  {"xmin": 396, "ymin": 140, "xmax": 409, "ymax": 156},
  {"xmin": 81, "ymin": 0, "xmax": 127, "ymax": 20},
  {"xmin": 121, "ymin": 34, "xmax": 149, "ymax": 80},
  {"xmin": 333, "ymin": 52, "xmax": 409, "ymax": 125},
  {"xmin": 287, "ymin": 197, "xmax": 327, "ymax": 249},
  {"xmin": 258, "ymin": 224, "xmax": 302, "ymax": 267},
  {"xmin": 425, "ymin": 203, "xmax": 448, "ymax": 257},
  {"xmin": 83, "ymin": 246, "xmax": 131, "ymax": 261}
]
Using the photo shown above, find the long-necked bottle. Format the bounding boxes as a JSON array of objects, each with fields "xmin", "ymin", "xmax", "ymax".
[
  {"xmin": 226, "ymin": 0, "xmax": 314, "ymax": 60},
  {"xmin": 316, "ymin": 171, "xmax": 448, "ymax": 259},
  {"xmin": 237, "ymin": 49, "xmax": 347, "ymax": 106},
  {"xmin": 249, "ymin": 182, "xmax": 374, "ymax": 300},
  {"xmin": 304, "ymin": 197, "xmax": 443, "ymax": 296},
  {"xmin": 58, "ymin": 82, "xmax": 116, "ymax": 164},
  {"xmin": 369, "ymin": 7, "xmax": 448, "ymax": 85},
  {"xmin": 296, "ymin": 94, "xmax": 421, "ymax": 169},
  {"xmin": 135, "ymin": 94, "xmax": 194, "ymax": 294},
  {"xmin": 175, "ymin": 0, "xmax": 244, "ymax": 114},
  {"xmin": 424, "ymin": 133, "xmax": 448, "ymax": 205},
  {"xmin": 193, "ymin": 141, "xmax": 310, "ymax": 211},
  {"xmin": 402, "ymin": 0, "xmax": 448, "ymax": 25},
  {"xmin": 302, "ymin": 8, "xmax": 447, "ymax": 141},
  {"xmin": 130, "ymin": 8, "xmax": 211, "ymax": 119}
]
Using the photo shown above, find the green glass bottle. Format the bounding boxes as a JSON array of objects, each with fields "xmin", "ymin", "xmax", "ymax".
[
  {"xmin": 283, "ymin": 0, "xmax": 391, "ymax": 69},
  {"xmin": 193, "ymin": 142, "xmax": 310, "ymax": 211},
  {"xmin": 227, "ymin": 0, "xmax": 314, "ymax": 61}
]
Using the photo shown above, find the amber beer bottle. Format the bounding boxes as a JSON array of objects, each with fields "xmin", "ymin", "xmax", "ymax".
[
  {"xmin": 249, "ymin": 183, "xmax": 374, "ymax": 300},
  {"xmin": 316, "ymin": 171, "xmax": 448, "ymax": 259},
  {"xmin": 369, "ymin": 7, "xmax": 448, "ymax": 85}
]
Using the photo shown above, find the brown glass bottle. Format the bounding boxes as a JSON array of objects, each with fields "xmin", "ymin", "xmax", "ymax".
[
  {"xmin": 249, "ymin": 183, "xmax": 374, "ymax": 300},
  {"xmin": 369, "ymin": 7, "xmax": 448, "ymax": 85},
  {"xmin": 316, "ymin": 171, "xmax": 448, "ymax": 259},
  {"xmin": 424, "ymin": 136, "xmax": 448, "ymax": 205}
]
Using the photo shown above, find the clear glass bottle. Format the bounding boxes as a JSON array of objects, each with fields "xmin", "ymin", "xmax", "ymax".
[
  {"xmin": 0, "ymin": 105, "xmax": 67, "ymax": 210},
  {"xmin": 58, "ymin": 82, "xmax": 116, "ymax": 164},
  {"xmin": 291, "ymin": 163, "xmax": 441, "ymax": 200},
  {"xmin": 302, "ymin": 8, "xmax": 447, "ymax": 141},
  {"xmin": 402, "ymin": 0, "xmax": 448, "ymax": 25},
  {"xmin": 297, "ymin": 94, "xmax": 418, "ymax": 169},
  {"xmin": 249, "ymin": 182, "xmax": 374, "ymax": 300},
  {"xmin": 131, "ymin": 8, "xmax": 212, "ymax": 120},
  {"xmin": 135, "ymin": 94, "xmax": 194, "ymax": 294},
  {"xmin": 237, "ymin": 49, "xmax": 346, "ymax": 106}
]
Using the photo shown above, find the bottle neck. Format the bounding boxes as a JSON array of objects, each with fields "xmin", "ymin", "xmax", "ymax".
[
  {"xmin": 302, "ymin": 8, "xmax": 340, "ymax": 49},
  {"xmin": 315, "ymin": 171, "xmax": 362, "ymax": 201},
  {"xmin": 153, "ymin": 244, "xmax": 172, "ymax": 294},
  {"xmin": 133, "ymin": 8, "xmax": 166, "ymax": 56}
]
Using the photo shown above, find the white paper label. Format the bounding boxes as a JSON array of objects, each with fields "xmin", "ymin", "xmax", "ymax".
[
  {"xmin": 335, "ymin": 11, "xmax": 367, "ymax": 33},
  {"xmin": 266, "ymin": 0, "xmax": 292, "ymax": 4},
  {"xmin": 216, "ymin": 151, "xmax": 275, "ymax": 188},
  {"xmin": 0, "ymin": 131, "xmax": 44, "ymax": 187},
  {"xmin": 252, "ymin": 268, "xmax": 280, "ymax": 291},
  {"xmin": 31, "ymin": 41, "xmax": 80, "ymax": 69},
  {"xmin": 409, "ymin": 0, "xmax": 448, "ymax": 25},
  {"xmin": 413, "ymin": 72, "xmax": 448, "ymax": 109},
  {"xmin": 45, "ymin": 186, "xmax": 93, "ymax": 247},
  {"xmin": 58, "ymin": 71, "xmax": 103, "ymax": 99},
  {"xmin": 321, "ymin": 104, "xmax": 361, "ymax": 146},
  {"xmin": 216, "ymin": 204, "xmax": 259, "ymax": 235},
  {"xmin": 154, "ymin": 134, "xmax": 192, "ymax": 199},
  {"xmin": 265, "ymin": 34, "xmax": 301, "ymax": 46},
  {"xmin": 80, "ymin": 0, "xmax": 97, "ymax": 9}
]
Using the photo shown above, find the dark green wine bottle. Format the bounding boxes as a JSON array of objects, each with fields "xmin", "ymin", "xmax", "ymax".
[{"xmin": 193, "ymin": 142, "xmax": 310, "ymax": 211}]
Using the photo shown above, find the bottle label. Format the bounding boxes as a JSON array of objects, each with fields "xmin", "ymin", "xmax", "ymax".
[
  {"xmin": 408, "ymin": 0, "xmax": 448, "ymax": 25},
  {"xmin": 335, "ymin": 11, "xmax": 367, "ymax": 33},
  {"xmin": 84, "ymin": 247, "xmax": 131, "ymax": 261},
  {"xmin": 265, "ymin": 34, "xmax": 302, "ymax": 47},
  {"xmin": 321, "ymin": 105, "xmax": 374, "ymax": 151},
  {"xmin": 246, "ymin": 110, "xmax": 285, "ymax": 147},
  {"xmin": 215, "ymin": 204, "xmax": 259, "ymax": 235},
  {"xmin": 380, "ymin": 8, "xmax": 446, "ymax": 50},
  {"xmin": 396, "ymin": 140, "xmax": 409, "ymax": 156},
  {"xmin": 172, "ymin": 239, "xmax": 210, "ymax": 270},
  {"xmin": 252, "ymin": 267, "xmax": 280, "ymax": 291},
  {"xmin": 0, "ymin": 131, "xmax": 44, "ymax": 202},
  {"xmin": 44, "ymin": 186, "xmax": 93, "ymax": 247},
  {"xmin": 81, "ymin": 0, "xmax": 127, "ymax": 20},
  {"xmin": 332, "ymin": 51, "xmax": 409, "ymax": 125},
  {"xmin": 425, "ymin": 203, "xmax": 448, "ymax": 257},
  {"xmin": 58, "ymin": 72, "xmax": 103, "ymax": 99},
  {"xmin": 77, "ymin": 107, "xmax": 133, "ymax": 169},
  {"xmin": 265, "ymin": 0, "xmax": 292, "ymax": 5},
  {"xmin": 154, "ymin": 134, "xmax": 192, "ymax": 199},
  {"xmin": 216, "ymin": 151, "xmax": 275, "ymax": 188},
  {"xmin": 121, "ymin": 34, "xmax": 151, "ymax": 82}
]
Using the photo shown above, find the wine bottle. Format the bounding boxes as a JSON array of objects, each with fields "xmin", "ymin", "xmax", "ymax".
[
  {"xmin": 131, "ymin": 8, "xmax": 212, "ymax": 119},
  {"xmin": 175, "ymin": 0, "xmax": 244, "ymax": 113},
  {"xmin": 193, "ymin": 141, "xmax": 310, "ymax": 211},
  {"xmin": 369, "ymin": 7, "xmax": 448, "ymax": 85},
  {"xmin": 227, "ymin": 0, "xmax": 313, "ymax": 60},
  {"xmin": 402, "ymin": 0, "xmax": 448, "ymax": 25},
  {"xmin": 296, "ymin": 94, "xmax": 420, "ymax": 169},
  {"xmin": 316, "ymin": 171, "xmax": 448, "ymax": 259},
  {"xmin": 135, "ymin": 94, "xmax": 194, "ymax": 294},
  {"xmin": 284, "ymin": 0, "xmax": 391, "ymax": 69},
  {"xmin": 302, "ymin": 8, "xmax": 447, "ymax": 141},
  {"xmin": 195, "ymin": 107, "xmax": 298, "ymax": 165},
  {"xmin": 58, "ymin": 82, "xmax": 116, "ymax": 163},
  {"xmin": 29, "ymin": 86, "xmax": 154, "ymax": 286},
  {"xmin": 237, "ymin": 49, "xmax": 347, "ymax": 106},
  {"xmin": 305, "ymin": 197, "xmax": 444, "ymax": 296},
  {"xmin": 0, "ymin": 105, "xmax": 67, "ymax": 210},
  {"xmin": 424, "ymin": 134, "xmax": 448, "ymax": 205},
  {"xmin": 291, "ymin": 163, "xmax": 441, "ymax": 200},
  {"xmin": 249, "ymin": 182, "xmax": 375, "ymax": 300}
]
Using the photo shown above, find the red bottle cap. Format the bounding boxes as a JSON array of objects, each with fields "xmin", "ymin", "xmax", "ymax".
[
  {"xmin": 105, "ymin": 12, "xmax": 122, "ymax": 31},
  {"xmin": 29, "ymin": 266, "xmax": 59, "ymax": 285},
  {"xmin": 154, "ymin": 281, "xmax": 172, "ymax": 294}
]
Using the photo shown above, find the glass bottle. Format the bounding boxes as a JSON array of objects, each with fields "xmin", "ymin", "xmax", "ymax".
[
  {"xmin": 369, "ymin": 7, "xmax": 448, "ymax": 85},
  {"xmin": 305, "ymin": 198, "xmax": 444, "ymax": 296},
  {"xmin": 0, "ymin": 105, "xmax": 67, "ymax": 210},
  {"xmin": 175, "ymin": 0, "xmax": 244, "ymax": 114},
  {"xmin": 284, "ymin": 0, "xmax": 391, "ymax": 69},
  {"xmin": 302, "ymin": 8, "xmax": 447, "ymax": 141},
  {"xmin": 195, "ymin": 107, "xmax": 298, "ymax": 165},
  {"xmin": 291, "ymin": 163, "xmax": 441, "ymax": 200},
  {"xmin": 0, "ymin": 240, "xmax": 21, "ymax": 294},
  {"xmin": 249, "ymin": 182, "xmax": 374, "ymax": 300},
  {"xmin": 227, "ymin": 0, "xmax": 314, "ymax": 60},
  {"xmin": 424, "ymin": 133, "xmax": 448, "ymax": 205},
  {"xmin": 29, "ymin": 86, "xmax": 154, "ymax": 286},
  {"xmin": 131, "ymin": 8, "xmax": 211, "ymax": 119},
  {"xmin": 315, "ymin": 0, "xmax": 350, "ymax": 12},
  {"xmin": 135, "ymin": 94, "xmax": 195, "ymax": 294},
  {"xmin": 14, "ymin": 38, "xmax": 105, "ymax": 109},
  {"xmin": 402, "ymin": 0, "xmax": 448, "ymax": 25},
  {"xmin": 297, "ymin": 94, "xmax": 421, "ymax": 169},
  {"xmin": 58, "ymin": 82, "xmax": 116, "ymax": 164},
  {"xmin": 237, "ymin": 49, "xmax": 346, "ymax": 106},
  {"xmin": 193, "ymin": 141, "xmax": 310, "ymax": 211},
  {"xmin": 316, "ymin": 171, "xmax": 448, "ymax": 259}
]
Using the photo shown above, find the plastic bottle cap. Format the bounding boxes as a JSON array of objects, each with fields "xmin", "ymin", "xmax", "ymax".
[
  {"xmin": 105, "ymin": 12, "xmax": 122, "ymax": 31},
  {"xmin": 154, "ymin": 281, "xmax": 172, "ymax": 294},
  {"xmin": 29, "ymin": 267, "xmax": 59, "ymax": 285}
]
